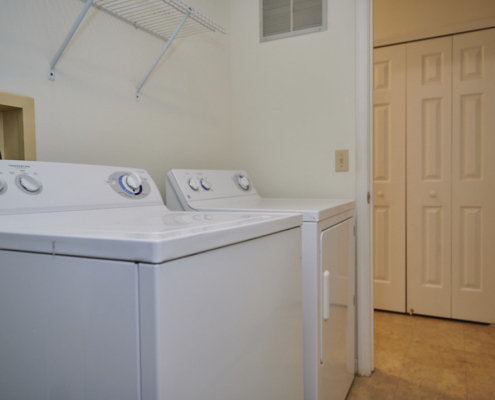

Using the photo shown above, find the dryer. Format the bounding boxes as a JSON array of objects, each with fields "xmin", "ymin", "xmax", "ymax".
[
  {"xmin": 166, "ymin": 169, "xmax": 356, "ymax": 400},
  {"xmin": 0, "ymin": 161, "xmax": 304, "ymax": 400}
]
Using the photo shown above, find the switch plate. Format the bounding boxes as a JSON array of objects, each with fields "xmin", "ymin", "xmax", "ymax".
[{"xmin": 335, "ymin": 150, "xmax": 349, "ymax": 172}]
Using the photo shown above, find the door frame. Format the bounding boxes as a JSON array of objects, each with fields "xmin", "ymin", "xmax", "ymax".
[
  {"xmin": 374, "ymin": 17, "xmax": 495, "ymax": 48},
  {"xmin": 355, "ymin": 0, "xmax": 374, "ymax": 376},
  {"xmin": 355, "ymin": 2, "xmax": 495, "ymax": 376}
]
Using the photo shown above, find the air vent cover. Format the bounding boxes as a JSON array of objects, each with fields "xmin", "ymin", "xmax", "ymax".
[{"xmin": 261, "ymin": 0, "xmax": 327, "ymax": 42}]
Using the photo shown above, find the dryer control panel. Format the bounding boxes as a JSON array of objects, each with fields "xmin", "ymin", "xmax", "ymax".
[
  {"xmin": 167, "ymin": 169, "xmax": 258, "ymax": 203},
  {"xmin": 0, "ymin": 161, "xmax": 163, "ymax": 215}
]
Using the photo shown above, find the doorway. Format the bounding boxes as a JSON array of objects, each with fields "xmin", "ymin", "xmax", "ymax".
[
  {"xmin": 349, "ymin": 0, "xmax": 495, "ymax": 396},
  {"xmin": 373, "ymin": 27, "xmax": 495, "ymax": 324},
  {"xmin": 353, "ymin": 0, "xmax": 495, "ymax": 380}
]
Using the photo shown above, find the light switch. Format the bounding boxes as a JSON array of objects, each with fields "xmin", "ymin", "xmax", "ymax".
[{"xmin": 335, "ymin": 150, "xmax": 349, "ymax": 172}]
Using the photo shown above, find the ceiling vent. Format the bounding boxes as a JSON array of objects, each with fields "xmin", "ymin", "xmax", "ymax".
[{"xmin": 260, "ymin": 0, "xmax": 327, "ymax": 42}]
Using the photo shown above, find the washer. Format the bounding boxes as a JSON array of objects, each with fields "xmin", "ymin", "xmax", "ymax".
[
  {"xmin": 166, "ymin": 169, "xmax": 356, "ymax": 400},
  {"xmin": 0, "ymin": 161, "xmax": 304, "ymax": 400}
]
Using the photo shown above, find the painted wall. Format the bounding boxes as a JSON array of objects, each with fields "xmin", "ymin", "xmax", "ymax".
[
  {"xmin": 0, "ymin": 0, "xmax": 232, "ymax": 196},
  {"xmin": 374, "ymin": 0, "xmax": 495, "ymax": 46},
  {"xmin": 1, "ymin": 0, "xmax": 358, "ymax": 201},
  {"xmin": 229, "ymin": 0, "xmax": 356, "ymax": 199}
]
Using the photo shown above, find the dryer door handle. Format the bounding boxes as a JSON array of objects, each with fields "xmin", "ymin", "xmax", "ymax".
[{"xmin": 323, "ymin": 270, "xmax": 330, "ymax": 321}]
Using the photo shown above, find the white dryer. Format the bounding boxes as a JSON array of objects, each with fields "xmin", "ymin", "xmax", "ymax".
[
  {"xmin": 0, "ymin": 161, "xmax": 304, "ymax": 400},
  {"xmin": 166, "ymin": 170, "xmax": 356, "ymax": 400}
]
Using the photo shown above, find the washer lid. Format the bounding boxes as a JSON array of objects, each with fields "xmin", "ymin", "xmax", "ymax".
[
  {"xmin": 188, "ymin": 197, "xmax": 356, "ymax": 222},
  {"xmin": 0, "ymin": 206, "xmax": 302, "ymax": 263}
]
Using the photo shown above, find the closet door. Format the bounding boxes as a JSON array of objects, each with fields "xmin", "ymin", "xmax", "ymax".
[
  {"xmin": 406, "ymin": 37, "xmax": 452, "ymax": 318},
  {"xmin": 452, "ymin": 28, "xmax": 495, "ymax": 324},
  {"xmin": 373, "ymin": 45, "xmax": 406, "ymax": 312}
]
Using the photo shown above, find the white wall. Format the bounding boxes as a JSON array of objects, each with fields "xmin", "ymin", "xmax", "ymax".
[
  {"xmin": 1, "ymin": 0, "xmax": 358, "ymax": 201},
  {"xmin": 374, "ymin": 0, "xmax": 495, "ymax": 46},
  {"xmin": 0, "ymin": 0, "xmax": 232, "ymax": 196},
  {"xmin": 229, "ymin": 0, "xmax": 356, "ymax": 199}
]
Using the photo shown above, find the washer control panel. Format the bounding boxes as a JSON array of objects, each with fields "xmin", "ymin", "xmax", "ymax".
[
  {"xmin": 167, "ymin": 169, "xmax": 258, "ymax": 203},
  {"xmin": 0, "ymin": 161, "xmax": 163, "ymax": 215}
]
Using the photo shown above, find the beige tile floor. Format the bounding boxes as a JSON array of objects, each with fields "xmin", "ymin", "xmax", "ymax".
[{"xmin": 346, "ymin": 311, "xmax": 495, "ymax": 399}]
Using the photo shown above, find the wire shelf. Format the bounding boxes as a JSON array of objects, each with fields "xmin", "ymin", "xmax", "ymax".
[
  {"xmin": 49, "ymin": 0, "xmax": 225, "ymax": 96},
  {"xmin": 88, "ymin": 0, "xmax": 225, "ymax": 41}
]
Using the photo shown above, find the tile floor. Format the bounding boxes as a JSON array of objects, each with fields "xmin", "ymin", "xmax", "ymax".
[{"xmin": 346, "ymin": 311, "xmax": 495, "ymax": 399}]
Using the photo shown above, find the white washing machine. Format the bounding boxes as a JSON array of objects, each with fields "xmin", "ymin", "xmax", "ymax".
[
  {"xmin": 166, "ymin": 170, "xmax": 356, "ymax": 400},
  {"xmin": 0, "ymin": 161, "xmax": 304, "ymax": 400}
]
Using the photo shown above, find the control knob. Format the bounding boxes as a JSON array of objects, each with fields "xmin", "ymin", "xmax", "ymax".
[
  {"xmin": 126, "ymin": 173, "xmax": 142, "ymax": 193},
  {"xmin": 200, "ymin": 179, "xmax": 211, "ymax": 191},
  {"xmin": 0, "ymin": 179, "xmax": 5, "ymax": 191},
  {"xmin": 189, "ymin": 178, "xmax": 200, "ymax": 191},
  {"xmin": 237, "ymin": 175, "xmax": 250, "ymax": 190},
  {"xmin": 20, "ymin": 174, "xmax": 42, "ymax": 193}
]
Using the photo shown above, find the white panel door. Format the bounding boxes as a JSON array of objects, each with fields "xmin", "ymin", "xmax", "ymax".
[
  {"xmin": 407, "ymin": 37, "xmax": 453, "ymax": 318},
  {"xmin": 373, "ymin": 44, "xmax": 407, "ymax": 312},
  {"xmin": 452, "ymin": 28, "xmax": 495, "ymax": 324}
]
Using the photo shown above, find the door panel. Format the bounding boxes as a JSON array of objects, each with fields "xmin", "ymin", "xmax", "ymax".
[
  {"xmin": 407, "ymin": 37, "xmax": 452, "ymax": 318},
  {"xmin": 319, "ymin": 218, "xmax": 355, "ymax": 400},
  {"xmin": 373, "ymin": 44, "xmax": 407, "ymax": 312},
  {"xmin": 452, "ymin": 28, "xmax": 495, "ymax": 324}
]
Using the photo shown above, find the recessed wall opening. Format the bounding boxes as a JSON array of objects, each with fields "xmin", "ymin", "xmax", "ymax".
[{"xmin": 0, "ymin": 92, "xmax": 36, "ymax": 161}]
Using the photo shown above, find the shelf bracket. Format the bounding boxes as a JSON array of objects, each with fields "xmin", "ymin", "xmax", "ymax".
[
  {"xmin": 135, "ymin": 10, "xmax": 190, "ymax": 99},
  {"xmin": 49, "ymin": 0, "xmax": 94, "ymax": 81}
]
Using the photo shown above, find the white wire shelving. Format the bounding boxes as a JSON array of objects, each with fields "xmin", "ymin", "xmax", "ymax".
[{"xmin": 49, "ymin": 0, "xmax": 225, "ymax": 98}]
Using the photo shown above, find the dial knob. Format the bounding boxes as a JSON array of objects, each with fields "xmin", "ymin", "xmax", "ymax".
[
  {"xmin": 126, "ymin": 173, "xmax": 142, "ymax": 192},
  {"xmin": 0, "ymin": 179, "xmax": 5, "ymax": 191},
  {"xmin": 237, "ymin": 175, "xmax": 250, "ymax": 190},
  {"xmin": 20, "ymin": 174, "xmax": 42, "ymax": 193},
  {"xmin": 200, "ymin": 179, "xmax": 211, "ymax": 191},
  {"xmin": 189, "ymin": 178, "xmax": 200, "ymax": 191}
]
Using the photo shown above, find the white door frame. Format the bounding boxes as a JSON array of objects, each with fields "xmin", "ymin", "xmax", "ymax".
[{"xmin": 355, "ymin": 0, "xmax": 374, "ymax": 376}]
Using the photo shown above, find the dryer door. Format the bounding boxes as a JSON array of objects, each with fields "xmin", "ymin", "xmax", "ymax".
[{"xmin": 319, "ymin": 217, "xmax": 355, "ymax": 400}]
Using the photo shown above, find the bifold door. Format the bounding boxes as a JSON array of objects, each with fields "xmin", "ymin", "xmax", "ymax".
[
  {"xmin": 451, "ymin": 29, "xmax": 495, "ymax": 324},
  {"xmin": 373, "ymin": 28, "xmax": 495, "ymax": 324},
  {"xmin": 406, "ymin": 36, "xmax": 453, "ymax": 318},
  {"xmin": 372, "ymin": 44, "xmax": 407, "ymax": 313}
]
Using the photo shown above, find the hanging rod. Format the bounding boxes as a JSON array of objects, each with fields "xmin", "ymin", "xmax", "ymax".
[{"xmin": 48, "ymin": 0, "xmax": 225, "ymax": 96}]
